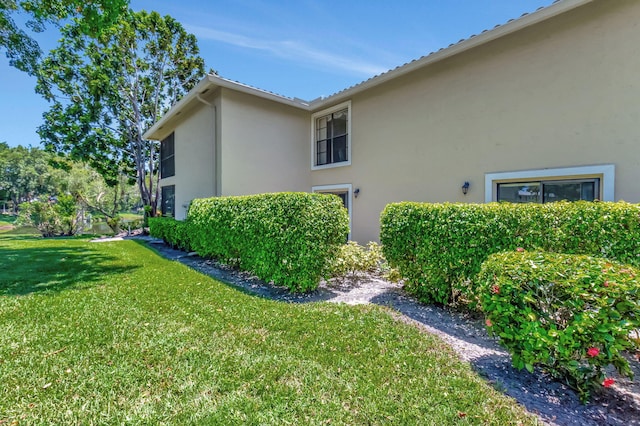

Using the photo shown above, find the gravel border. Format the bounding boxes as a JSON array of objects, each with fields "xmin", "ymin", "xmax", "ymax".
[{"xmin": 125, "ymin": 236, "xmax": 640, "ymax": 426}]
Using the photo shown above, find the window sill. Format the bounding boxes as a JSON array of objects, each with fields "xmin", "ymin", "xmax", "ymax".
[{"xmin": 311, "ymin": 161, "xmax": 351, "ymax": 171}]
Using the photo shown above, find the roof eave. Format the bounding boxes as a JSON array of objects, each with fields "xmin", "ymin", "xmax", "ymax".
[
  {"xmin": 212, "ymin": 75, "xmax": 310, "ymax": 110},
  {"xmin": 308, "ymin": 0, "xmax": 594, "ymax": 109},
  {"xmin": 145, "ymin": 0, "xmax": 594, "ymax": 136},
  {"xmin": 143, "ymin": 77, "xmax": 212, "ymax": 140},
  {"xmin": 143, "ymin": 74, "xmax": 310, "ymax": 140}
]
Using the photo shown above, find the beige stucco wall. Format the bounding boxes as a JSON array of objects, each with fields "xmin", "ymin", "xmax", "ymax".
[
  {"xmin": 311, "ymin": 0, "xmax": 640, "ymax": 243},
  {"xmin": 157, "ymin": 87, "xmax": 311, "ymax": 220},
  {"xmin": 160, "ymin": 95, "xmax": 219, "ymax": 220},
  {"xmin": 218, "ymin": 88, "xmax": 311, "ymax": 195}
]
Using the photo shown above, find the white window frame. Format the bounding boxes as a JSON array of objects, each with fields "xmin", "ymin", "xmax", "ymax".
[
  {"xmin": 312, "ymin": 183, "xmax": 352, "ymax": 240},
  {"xmin": 311, "ymin": 101, "xmax": 352, "ymax": 170},
  {"xmin": 484, "ymin": 164, "xmax": 615, "ymax": 203}
]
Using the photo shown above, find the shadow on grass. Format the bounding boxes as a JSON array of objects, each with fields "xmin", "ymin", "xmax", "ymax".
[{"xmin": 0, "ymin": 241, "xmax": 139, "ymax": 296}]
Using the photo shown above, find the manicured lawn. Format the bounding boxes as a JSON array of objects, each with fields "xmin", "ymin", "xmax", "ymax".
[{"xmin": 0, "ymin": 236, "xmax": 537, "ymax": 425}]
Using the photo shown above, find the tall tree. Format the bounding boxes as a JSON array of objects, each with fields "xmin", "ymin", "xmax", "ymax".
[
  {"xmin": 1, "ymin": 0, "xmax": 128, "ymax": 74},
  {"xmin": 36, "ymin": 10, "xmax": 206, "ymax": 216}
]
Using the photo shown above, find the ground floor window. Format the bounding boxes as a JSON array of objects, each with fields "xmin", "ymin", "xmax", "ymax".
[
  {"xmin": 312, "ymin": 184, "xmax": 352, "ymax": 239},
  {"xmin": 161, "ymin": 185, "xmax": 175, "ymax": 217},
  {"xmin": 497, "ymin": 179, "xmax": 599, "ymax": 203},
  {"xmin": 485, "ymin": 165, "xmax": 615, "ymax": 203}
]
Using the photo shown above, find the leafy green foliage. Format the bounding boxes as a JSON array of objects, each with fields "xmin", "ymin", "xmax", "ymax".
[
  {"xmin": 380, "ymin": 201, "xmax": 640, "ymax": 305},
  {"xmin": 0, "ymin": 143, "xmax": 67, "ymax": 212},
  {"xmin": 186, "ymin": 192, "xmax": 350, "ymax": 292},
  {"xmin": 36, "ymin": 10, "xmax": 206, "ymax": 214},
  {"xmin": 477, "ymin": 250, "xmax": 640, "ymax": 401},
  {"xmin": 148, "ymin": 216, "xmax": 192, "ymax": 252},
  {"xmin": 0, "ymin": 143, "xmax": 139, "ymax": 231},
  {"xmin": 17, "ymin": 194, "xmax": 80, "ymax": 236},
  {"xmin": 329, "ymin": 241, "xmax": 383, "ymax": 278},
  {"xmin": 64, "ymin": 163, "xmax": 140, "ymax": 232},
  {"xmin": 1, "ymin": 0, "xmax": 128, "ymax": 74}
]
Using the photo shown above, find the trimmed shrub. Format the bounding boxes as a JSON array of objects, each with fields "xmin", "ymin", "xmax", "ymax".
[
  {"xmin": 188, "ymin": 192, "xmax": 349, "ymax": 292},
  {"xmin": 477, "ymin": 250, "xmax": 640, "ymax": 401},
  {"xmin": 380, "ymin": 201, "xmax": 640, "ymax": 305},
  {"xmin": 149, "ymin": 217, "xmax": 192, "ymax": 252},
  {"xmin": 329, "ymin": 241, "xmax": 383, "ymax": 278}
]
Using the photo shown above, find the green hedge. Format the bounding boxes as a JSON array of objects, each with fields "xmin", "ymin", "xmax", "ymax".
[
  {"xmin": 380, "ymin": 201, "xmax": 640, "ymax": 305},
  {"xmin": 478, "ymin": 250, "xmax": 639, "ymax": 401},
  {"xmin": 187, "ymin": 192, "xmax": 349, "ymax": 292},
  {"xmin": 148, "ymin": 216, "xmax": 192, "ymax": 252}
]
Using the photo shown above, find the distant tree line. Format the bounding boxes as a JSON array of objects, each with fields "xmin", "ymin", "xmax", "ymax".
[
  {"xmin": 0, "ymin": 142, "xmax": 140, "ymax": 234},
  {"xmin": 0, "ymin": 142, "xmax": 62, "ymax": 211}
]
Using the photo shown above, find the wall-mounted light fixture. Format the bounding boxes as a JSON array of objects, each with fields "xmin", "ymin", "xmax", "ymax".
[
  {"xmin": 461, "ymin": 181, "xmax": 470, "ymax": 195},
  {"xmin": 354, "ymin": 188, "xmax": 360, "ymax": 198}
]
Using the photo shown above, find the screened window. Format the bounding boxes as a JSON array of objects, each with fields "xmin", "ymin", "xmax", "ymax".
[
  {"xmin": 160, "ymin": 133, "xmax": 175, "ymax": 178},
  {"xmin": 497, "ymin": 179, "xmax": 599, "ymax": 203},
  {"xmin": 161, "ymin": 185, "xmax": 175, "ymax": 217},
  {"xmin": 315, "ymin": 108, "xmax": 348, "ymax": 166}
]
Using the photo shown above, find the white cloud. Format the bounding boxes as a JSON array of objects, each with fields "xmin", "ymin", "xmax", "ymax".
[{"xmin": 186, "ymin": 25, "xmax": 388, "ymax": 77}]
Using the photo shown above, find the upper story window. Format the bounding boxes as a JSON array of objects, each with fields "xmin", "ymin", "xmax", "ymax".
[
  {"xmin": 160, "ymin": 132, "xmax": 175, "ymax": 178},
  {"xmin": 312, "ymin": 101, "xmax": 351, "ymax": 170}
]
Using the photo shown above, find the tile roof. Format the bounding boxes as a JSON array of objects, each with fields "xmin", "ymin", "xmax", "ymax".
[
  {"xmin": 145, "ymin": 0, "xmax": 592, "ymax": 139},
  {"xmin": 310, "ymin": 0, "xmax": 582, "ymax": 108}
]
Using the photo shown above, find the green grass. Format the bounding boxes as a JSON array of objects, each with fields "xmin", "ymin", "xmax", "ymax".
[
  {"xmin": 0, "ymin": 213, "xmax": 16, "ymax": 223},
  {"xmin": 119, "ymin": 213, "xmax": 143, "ymax": 221},
  {"xmin": 0, "ymin": 214, "xmax": 39, "ymax": 235},
  {"xmin": 0, "ymin": 236, "xmax": 538, "ymax": 425},
  {"xmin": 0, "ymin": 213, "xmax": 17, "ymax": 229},
  {"xmin": 0, "ymin": 225, "xmax": 39, "ymax": 235}
]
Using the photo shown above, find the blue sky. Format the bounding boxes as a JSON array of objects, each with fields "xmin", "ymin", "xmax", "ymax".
[{"xmin": 1, "ymin": 0, "xmax": 555, "ymax": 148}]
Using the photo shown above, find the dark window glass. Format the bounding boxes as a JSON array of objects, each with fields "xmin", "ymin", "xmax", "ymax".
[
  {"xmin": 161, "ymin": 185, "xmax": 175, "ymax": 217},
  {"xmin": 315, "ymin": 109, "xmax": 348, "ymax": 166},
  {"xmin": 333, "ymin": 135, "xmax": 347, "ymax": 163},
  {"xmin": 497, "ymin": 182, "xmax": 541, "ymax": 203},
  {"xmin": 543, "ymin": 181, "xmax": 596, "ymax": 203},
  {"xmin": 317, "ymin": 140, "xmax": 327, "ymax": 165},
  {"xmin": 160, "ymin": 133, "xmax": 175, "ymax": 178},
  {"xmin": 497, "ymin": 179, "xmax": 599, "ymax": 204},
  {"xmin": 333, "ymin": 191, "xmax": 348, "ymax": 210}
]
